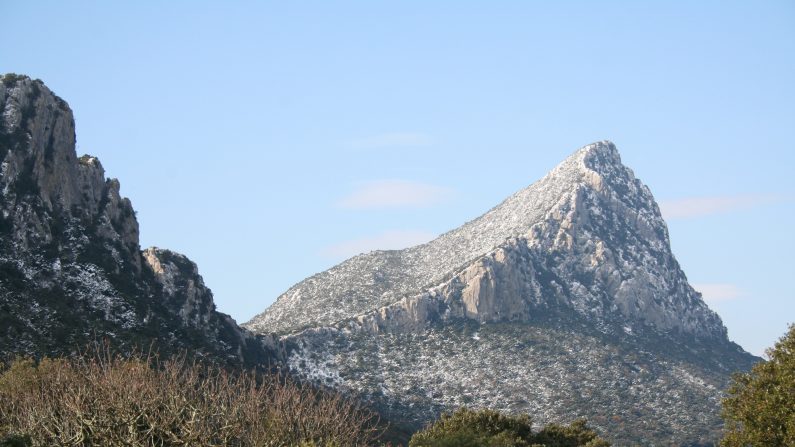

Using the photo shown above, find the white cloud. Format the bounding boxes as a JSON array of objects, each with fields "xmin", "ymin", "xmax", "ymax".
[
  {"xmin": 692, "ymin": 283, "xmax": 743, "ymax": 304},
  {"xmin": 347, "ymin": 132, "xmax": 433, "ymax": 149},
  {"xmin": 659, "ymin": 195, "xmax": 777, "ymax": 220},
  {"xmin": 321, "ymin": 230, "xmax": 437, "ymax": 259},
  {"xmin": 337, "ymin": 180, "xmax": 454, "ymax": 209}
]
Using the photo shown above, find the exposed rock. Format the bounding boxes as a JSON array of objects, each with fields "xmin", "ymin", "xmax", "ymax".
[
  {"xmin": 246, "ymin": 140, "xmax": 759, "ymax": 445},
  {"xmin": 246, "ymin": 142, "xmax": 725, "ymax": 341},
  {"xmin": 0, "ymin": 74, "xmax": 275, "ymax": 367}
]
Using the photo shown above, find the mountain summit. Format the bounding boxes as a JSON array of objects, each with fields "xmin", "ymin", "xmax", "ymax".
[
  {"xmin": 0, "ymin": 75, "xmax": 274, "ymax": 365},
  {"xmin": 246, "ymin": 141, "xmax": 724, "ymax": 341},
  {"xmin": 246, "ymin": 141, "xmax": 757, "ymax": 445}
]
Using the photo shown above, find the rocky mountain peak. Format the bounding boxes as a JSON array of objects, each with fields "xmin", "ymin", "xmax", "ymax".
[
  {"xmin": 245, "ymin": 138, "xmax": 757, "ymax": 445},
  {"xmin": 579, "ymin": 139, "xmax": 621, "ymax": 168},
  {"xmin": 4, "ymin": 76, "xmax": 90, "ymax": 209},
  {"xmin": 0, "ymin": 74, "xmax": 274, "ymax": 366},
  {"xmin": 548, "ymin": 139, "xmax": 619, "ymax": 177},
  {"xmin": 241, "ymin": 139, "xmax": 738, "ymax": 439},
  {"xmin": 246, "ymin": 139, "xmax": 710, "ymax": 340},
  {"xmin": 0, "ymin": 74, "xmax": 141, "ymax": 271}
]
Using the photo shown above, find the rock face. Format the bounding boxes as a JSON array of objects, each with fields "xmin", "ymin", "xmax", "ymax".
[
  {"xmin": 247, "ymin": 142, "xmax": 725, "ymax": 341},
  {"xmin": 246, "ymin": 140, "xmax": 759, "ymax": 445},
  {"xmin": 0, "ymin": 74, "xmax": 274, "ymax": 366}
]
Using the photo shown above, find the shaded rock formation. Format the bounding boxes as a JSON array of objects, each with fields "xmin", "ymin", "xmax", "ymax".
[{"xmin": 0, "ymin": 74, "xmax": 275, "ymax": 367}]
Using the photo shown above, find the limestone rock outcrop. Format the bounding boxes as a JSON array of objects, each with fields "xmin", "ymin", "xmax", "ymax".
[
  {"xmin": 246, "ymin": 140, "xmax": 758, "ymax": 445},
  {"xmin": 247, "ymin": 142, "xmax": 726, "ymax": 342},
  {"xmin": 0, "ymin": 74, "xmax": 274, "ymax": 366}
]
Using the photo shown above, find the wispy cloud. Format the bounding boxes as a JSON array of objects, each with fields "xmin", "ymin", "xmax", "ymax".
[
  {"xmin": 659, "ymin": 194, "xmax": 778, "ymax": 220},
  {"xmin": 347, "ymin": 132, "xmax": 433, "ymax": 149},
  {"xmin": 337, "ymin": 180, "xmax": 454, "ymax": 210},
  {"xmin": 692, "ymin": 283, "xmax": 743, "ymax": 304},
  {"xmin": 321, "ymin": 230, "xmax": 437, "ymax": 259}
]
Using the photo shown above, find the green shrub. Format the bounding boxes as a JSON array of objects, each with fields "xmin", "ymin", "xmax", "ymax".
[
  {"xmin": 721, "ymin": 324, "xmax": 795, "ymax": 447},
  {"xmin": 1, "ymin": 73, "xmax": 26, "ymax": 88},
  {"xmin": 0, "ymin": 433, "xmax": 32, "ymax": 447},
  {"xmin": 409, "ymin": 408, "xmax": 609, "ymax": 447}
]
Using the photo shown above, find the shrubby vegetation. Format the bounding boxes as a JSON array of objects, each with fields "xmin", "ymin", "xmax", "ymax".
[
  {"xmin": 0, "ymin": 343, "xmax": 615, "ymax": 447},
  {"xmin": 721, "ymin": 324, "xmax": 795, "ymax": 447},
  {"xmin": 408, "ymin": 408, "xmax": 609, "ymax": 447},
  {"xmin": 11, "ymin": 324, "xmax": 793, "ymax": 447},
  {"xmin": 1, "ymin": 73, "xmax": 26, "ymax": 87},
  {"xmin": 0, "ymin": 346, "xmax": 380, "ymax": 446}
]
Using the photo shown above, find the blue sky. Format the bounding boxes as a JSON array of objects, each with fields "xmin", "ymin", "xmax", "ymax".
[{"xmin": 2, "ymin": 1, "xmax": 793, "ymax": 356}]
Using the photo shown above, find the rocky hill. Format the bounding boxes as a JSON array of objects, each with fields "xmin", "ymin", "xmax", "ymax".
[
  {"xmin": 0, "ymin": 74, "xmax": 275, "ymax": 366},
  {"xmin": 246, "ymin": 141, "xmax": 759, "ymax": 445}
]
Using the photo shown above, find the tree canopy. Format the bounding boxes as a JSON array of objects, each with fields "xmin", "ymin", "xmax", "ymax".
[
  {"xmin": 721, "ymin": 324, "xmax": 795, "ymax": 446},
  {"xmin": 409, "ymin": 407, "xmax": 610, "ymax": 447}
]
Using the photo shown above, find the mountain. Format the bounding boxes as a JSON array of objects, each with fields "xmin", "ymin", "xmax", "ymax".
[
  {"xmin": 245, "ymin": 141, "xmax": 759, "ymax": 445},
  {"xmin": 0, "ymin": 74, "xmax": 275, "ymax": 366},
  {"xmin": 0, "ymin": 73, "xmax": 760, "ymax": 445}
]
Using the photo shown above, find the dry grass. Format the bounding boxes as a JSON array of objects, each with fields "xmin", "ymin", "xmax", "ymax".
[{"xmin": 0, "ymin": 345, "xmax": 380, "ymax": 446}]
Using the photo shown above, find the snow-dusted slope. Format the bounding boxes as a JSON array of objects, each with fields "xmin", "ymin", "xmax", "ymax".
[
  {"xmin": 246, "ymin": 139, "xmax": 758, "ymax": 445},
  {"xmin": 0, "ymin": 75, "xmax": 275, "ymax": 365},
  {"xmin": 246, "ymin": 141, "xmax": 724, "ymax": 341},
  {"xmin": 289, "ymin": 320, "xmax": 749, "ymax": 446}
]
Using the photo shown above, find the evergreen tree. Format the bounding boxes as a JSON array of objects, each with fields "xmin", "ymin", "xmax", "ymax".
[
  {"xmin": 409, "ymin": 408, "xmax": 609, "ymax": 447},
  {"xmin": 721, "ymin": 324, "xmax": 795, "ymax": 446}
]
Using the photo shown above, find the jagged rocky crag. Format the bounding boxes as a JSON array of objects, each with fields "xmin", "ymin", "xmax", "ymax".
[
  {"xmin": 0, "ymin": 74, "xmax": 274, "ymax": 366},
  {"xmin": 246, "ymin": 141, "xmax": 759, "ymax": 445}
]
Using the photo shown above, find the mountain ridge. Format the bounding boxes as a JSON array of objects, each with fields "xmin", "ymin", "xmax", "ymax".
[
  {"xmin": 245, "ymin": 140, "xmax": 727, "ymax": 342},
  {"xmin": 245, "ymin": 138, "xmax": 756, "ymax": 445},
  {"xmin": 0, "ymin": 74, "xmax": 276, "ymax": 366}
]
